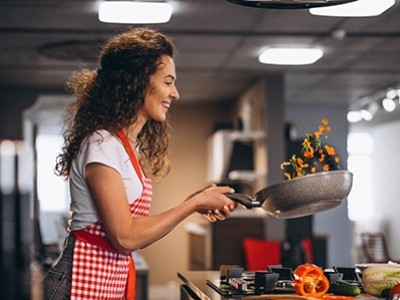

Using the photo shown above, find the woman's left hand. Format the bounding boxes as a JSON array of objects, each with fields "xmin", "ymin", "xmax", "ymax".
[
  {"xmin": 185, "ymin": 183, "xmax": 237, "ymax": 222},
  {"xmin": 203, "ymin": 204, "xmax": 235, "ymax": 222}
]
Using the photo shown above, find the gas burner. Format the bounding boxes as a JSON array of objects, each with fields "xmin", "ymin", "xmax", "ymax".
[{"xmin": 225, "ymin": 0, "xmax": 357, "ymax": 9}]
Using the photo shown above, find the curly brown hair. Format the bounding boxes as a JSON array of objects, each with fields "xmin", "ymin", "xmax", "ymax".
[{"xmin": 55, "ymin": 27, "xmax": 176, "ymax": 181}]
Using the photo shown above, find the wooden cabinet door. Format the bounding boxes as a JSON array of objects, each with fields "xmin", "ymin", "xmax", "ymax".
[{"xmin": 212, "ymin": 217, "xmax": 266, "ymax": 269}]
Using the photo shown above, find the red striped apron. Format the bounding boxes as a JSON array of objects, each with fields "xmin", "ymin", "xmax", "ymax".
[{"xmin": 70, "ymin": 130, "xmax": 152, "ymax": 300}]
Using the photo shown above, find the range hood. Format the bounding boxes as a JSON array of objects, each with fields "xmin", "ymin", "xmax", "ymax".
[{"xmin": 226, "ymin": 0, "xmax": 357, "ymax": 9}]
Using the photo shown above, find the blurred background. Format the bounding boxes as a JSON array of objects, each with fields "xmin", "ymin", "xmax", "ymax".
[{"xmin": 1, "ymin": 1, "xmax": 400, "ymax": 299}]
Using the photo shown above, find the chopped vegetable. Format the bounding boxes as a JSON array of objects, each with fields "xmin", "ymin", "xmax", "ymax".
[
  {"xmin": 293, "ymin": 263, "xmax": 330, "ymax": 298},
  {"xmin": 281, "ymin": 119, "xmax": 341, "ymax": 180}
]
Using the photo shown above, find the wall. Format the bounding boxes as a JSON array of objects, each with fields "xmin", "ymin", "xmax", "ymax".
[
  {"xmin": 140, "ymin": 101, "xmax": 235, "ymax": 284},
  {"xmin": 285, "ymin": 104, "xmax": 352, "ymax": 267},
  {"xmin": 0, "ymin": 88, "xmax": 38, "ymax": 139},
  {"xmin": 236, "ymin": 76, "xmax": 285, "ymax": 191},
  {"xmin": 236, "ymin": 76, "xmax": 286, "ymax": 241},
  {"xmin": 369, "ymin": 120, "xmax": 400, "ymax": 260}
]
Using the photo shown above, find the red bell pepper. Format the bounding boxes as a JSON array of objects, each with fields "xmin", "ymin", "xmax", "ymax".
[{"xmin": 293, "ymin": 263, "xmax": 330, "ymax": 298}]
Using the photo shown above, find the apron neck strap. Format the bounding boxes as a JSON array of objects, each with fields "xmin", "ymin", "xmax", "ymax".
[{"xmin": 116, "ymin": 129, "xmax": 145, "ymax": 180}]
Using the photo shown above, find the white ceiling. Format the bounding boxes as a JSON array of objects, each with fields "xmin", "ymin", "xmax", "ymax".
[{"xmin": 1, "ymin": 0, "xmax": 400, "ymax": 123}]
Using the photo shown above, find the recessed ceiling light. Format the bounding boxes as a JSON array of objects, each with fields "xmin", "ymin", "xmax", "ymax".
[
  {"xmin": 98, "ymin": 1, "xmax": 173, "ymax": 24},
  {"xmin": 258, "ymin": 47, "xmax": 323, "ymax": 65},
  {"xmin": 309, "ymin": 0, "xmax": 395, "ymax": 17}
]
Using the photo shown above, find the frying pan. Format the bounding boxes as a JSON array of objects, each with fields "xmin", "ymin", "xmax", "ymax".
[{"xmin": 226, "ymin": 170, "xmax": 353, "ymax": 219}]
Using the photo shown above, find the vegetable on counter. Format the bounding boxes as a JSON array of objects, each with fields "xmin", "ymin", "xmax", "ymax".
[
  {"xmin": 293, "ymin": 263, "xmax": 330, "ymax": 298},
  {"xmin": 329, "ymin": 280, "xmax": 361, "ymax": 296},
  {"xmin": 389, "ymin": 283, "xmax": 400, "ymax": 299},
  {"xmin": 381, "ymin": 287, "xmax": 392, "ymax": 298},
  {"xmin": 362, "ymin": 265, "xmax": 400, "ymax": 297}
]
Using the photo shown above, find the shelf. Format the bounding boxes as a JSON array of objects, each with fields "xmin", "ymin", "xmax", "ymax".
[
  {"xmin": 227, "ymin": 170, "xmax": 265, "ymax": 182},
  {"xmin": 228, "ymin": 130, "xmax": 265, "ymax": 142},
  {"xmin": 207, "ymin": 130, "xmax": 265, "ymax": 183}
]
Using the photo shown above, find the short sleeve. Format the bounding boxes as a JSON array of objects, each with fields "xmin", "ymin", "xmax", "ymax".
[{"xmin": 81, "ymin": 131, "xmax": 128, "ymax": 175}]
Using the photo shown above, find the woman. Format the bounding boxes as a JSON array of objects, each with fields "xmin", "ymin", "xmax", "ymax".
[{"xmin": 43, "ymin": 27, "xmax": 236, "ymax": 300}]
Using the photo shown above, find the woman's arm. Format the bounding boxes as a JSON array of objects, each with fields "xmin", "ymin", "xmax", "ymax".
[{"xmin": 85, "ymin": 163, "xmax": 235, "ymax": 254}]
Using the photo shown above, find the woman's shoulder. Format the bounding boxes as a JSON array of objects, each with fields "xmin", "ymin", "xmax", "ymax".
[
  {"xmin": 81, "ymin": 130, "xmax": 127, "ymax": 163},
  {"xmin": 88, "ymin": 129, "xmax": 115, "ymax": 142},
  {"xmin": 85, "ymin": 129, "xmax": 120, "ymax": 146},
  {"xmin": 83, "ymin": 130, "xmax": 122, "ymax": 153}
]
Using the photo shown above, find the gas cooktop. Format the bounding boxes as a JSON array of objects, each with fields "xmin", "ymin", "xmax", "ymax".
[{"xmin": 206, "ymin": 266, "xmax": 363, "ymax": 297}]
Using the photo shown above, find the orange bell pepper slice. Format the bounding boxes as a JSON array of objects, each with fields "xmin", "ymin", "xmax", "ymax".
[{"xmin": 293, "ymin": 263, "xmax": 330, "ymax": 298}]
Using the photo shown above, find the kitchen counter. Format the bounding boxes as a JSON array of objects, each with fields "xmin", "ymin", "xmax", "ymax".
[
  {"xmin": 178, "ymin": 270, "xmax": 228, "ymax": 300},
  {"xmin": 177, "ymin": 271, "xmax": 380, "ymax": 300}
]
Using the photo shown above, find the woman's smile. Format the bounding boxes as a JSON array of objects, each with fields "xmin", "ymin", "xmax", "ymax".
[{"xmin": 140, "ymin": 55, "xmax": 179, "ymax": 122}]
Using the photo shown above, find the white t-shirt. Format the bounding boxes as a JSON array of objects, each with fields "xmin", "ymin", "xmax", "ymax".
[{"xmin": 69, "ymin": 130, "xmax": 143, "ymax": 231}]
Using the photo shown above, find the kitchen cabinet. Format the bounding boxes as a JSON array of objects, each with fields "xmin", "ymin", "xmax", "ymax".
[
  {"xmin": 187, "ymin": 217, "xmax": 267, "ymax": 270},
  {"xmin": 178, "ymin": 271, "xmax": 224, "ymax": 300},
  {"xmin": 187, "ymin": 217, "xmax": 327, "ymax": 271},
  {"xmin": 188, "ymin": 227, "xmax": 211, "ymax": 270},
  {"xmin": 133, "ymin": 251, "xmax": 149, "ymax": 300},
  {"xmin": 212, "ymin": 217, "xmax": 266, "ymax": 269}
]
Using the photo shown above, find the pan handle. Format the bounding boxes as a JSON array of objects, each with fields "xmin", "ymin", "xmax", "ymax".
[{"xmin": 225, "ymin": 193, "xmax": 255, "ymax": 209}]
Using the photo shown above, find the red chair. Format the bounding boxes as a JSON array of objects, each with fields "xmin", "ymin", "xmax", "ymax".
[
  {"xmin": 243, "ymin": 238, "xmax": 281, "ymax": 271},
  {"xmin": 301, "ymin": 237, "xmax": 314, "ymax": 263}
]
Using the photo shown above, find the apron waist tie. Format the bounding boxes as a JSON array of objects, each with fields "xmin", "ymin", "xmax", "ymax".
[{"xmin": 71, "ymin": 230, "xmax": 136, "ymax": 300}]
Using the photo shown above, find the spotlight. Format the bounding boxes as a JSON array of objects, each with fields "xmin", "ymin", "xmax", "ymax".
[
  {"xmin": 359, "ymin": 102, "xmax": 379, "ymax": 121},
  {"xmin": 386, "ymin": 88, "xmax": 398, "ymax": 100},
  {"xmin": 382, "ymin": 97, "xmax": 396, "ymax": 112},
  {"xmin": 347, "ymin": 111, "xmax": 362, "ymax": 123},
  {"xmin": 360, "ymin": 109, "xmax": 373, "ymax": 121}
]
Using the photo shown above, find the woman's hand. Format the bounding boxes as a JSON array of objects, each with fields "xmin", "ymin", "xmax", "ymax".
[
  {"xmin": 186, "ymin": 183, "xmax": 236, "ymax": 222},
  {"xmin": 203, "ymin": 205, "xmax": 234, "ymax": 222}
]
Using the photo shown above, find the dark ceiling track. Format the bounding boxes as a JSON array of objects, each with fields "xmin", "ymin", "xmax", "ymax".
[{"xmin": 226, "ymin": 0, "xmax": 358, "ymax": 9}]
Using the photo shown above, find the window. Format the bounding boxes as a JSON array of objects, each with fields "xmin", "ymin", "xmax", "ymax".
[
  {"xmin": 36, "ymin": 131, "xmax": 68, "ymax": 212},
  {"xmin": 23, "ymin": 95, "xmax": 72, "ymax": 244},
  {"xmin": 347, "ymin": 132, "xmax": 373, "ymax": 221}
]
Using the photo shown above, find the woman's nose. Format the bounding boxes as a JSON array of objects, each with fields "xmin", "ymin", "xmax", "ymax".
[{"xmin": 171, "ymin": 84, "xmax": 180, "ymax": 100}]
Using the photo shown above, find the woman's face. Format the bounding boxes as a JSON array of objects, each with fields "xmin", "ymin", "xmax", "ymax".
[{"xmin": 140, "ymin": 55, "xmax": 179, "ymax": 122}]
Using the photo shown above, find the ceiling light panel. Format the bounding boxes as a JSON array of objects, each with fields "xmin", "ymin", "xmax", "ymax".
[
  {"xmin": 98, "ymin": 1, "xmax": 173, "ymax": 24},
  {"xmin": 259, "ymin": 47, "xmax": 323, "ymax": 65}
]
